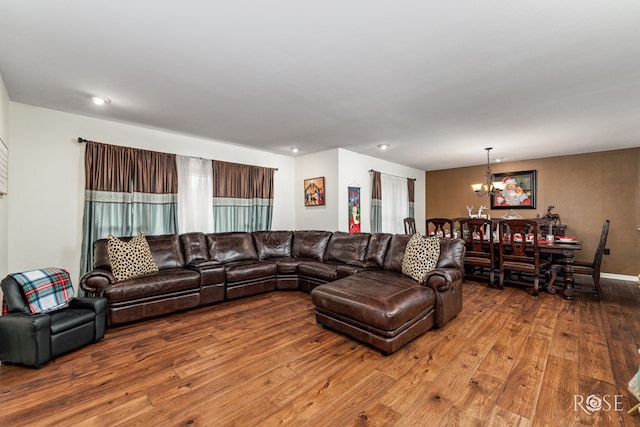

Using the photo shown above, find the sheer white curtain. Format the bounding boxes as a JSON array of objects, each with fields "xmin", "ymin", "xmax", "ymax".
[
  {"xmin": 381, "ymin": 174, "xmax": 409, "ymax": 234},
  {"xmin": 176, "ymin": 155, "xmax": 214, "ymax": 233}
]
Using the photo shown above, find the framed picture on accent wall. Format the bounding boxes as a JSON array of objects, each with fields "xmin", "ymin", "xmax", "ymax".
[
  {"xmin": 304, "ymin": 177, "xmax": 325, "ymax": 206},
  {"xmin": 490, "ymin": 170, "xmax": 536, "ymax": 209}
]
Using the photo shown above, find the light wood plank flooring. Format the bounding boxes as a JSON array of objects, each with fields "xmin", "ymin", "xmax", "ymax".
[{"xmin": 1, "ymin": 277, "xmax": 639, "ymax": 426}]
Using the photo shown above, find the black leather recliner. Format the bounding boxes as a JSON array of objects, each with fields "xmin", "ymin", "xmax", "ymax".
[{"xmin": 0, "ymin": 276, "xmax": 107, "ymax": 368}]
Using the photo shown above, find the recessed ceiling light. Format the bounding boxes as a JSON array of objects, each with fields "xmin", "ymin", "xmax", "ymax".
[
  {"xmin": 377, "ymin": 144, "xmax": 389, "ymax": 150},
  {"xmin": 291, "ymin": 147, "xmax": 300, "ymax": 153},
  {"xmin": 91, "ymin": 96, "xmax": 111, "ymax": 106}
]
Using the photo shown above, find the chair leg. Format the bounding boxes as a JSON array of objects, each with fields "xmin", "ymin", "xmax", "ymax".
[
  {"xmin": 593, "ymin": 273, "xmax": 603, "ymax": 300},
  {"xmin": 498, "ymin": 270, "xmax": 505, "ymax": 289},
  {"xmin": 545, "ymin": 266, "xmax": 559, "ymax": 294},
  {"xmin": 533, "ymin": 274, "xmax": 539, "ymax": 296}
]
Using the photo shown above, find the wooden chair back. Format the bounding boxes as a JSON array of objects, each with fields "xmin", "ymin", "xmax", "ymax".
[
  {"xmin": 591, "ymin": 219, "xmax": 610, "ymax": 274},
  {"xmin": 498, "ymin": 219, "xmax": 539, "ymax": 260},
  {"xmin": 403, "ymin": 217, "xmax": 416, "ymax": 235},
  {"xmin": 459, "ymin": 218, "xmax": 495, "ymax": 284},
  {"xmin": 426, "ymin": 218, "xmax": 453, "ymax": 237},
  {"xmin": 497, "ymin": 219, "xmax": 547, "ymax": 295}
]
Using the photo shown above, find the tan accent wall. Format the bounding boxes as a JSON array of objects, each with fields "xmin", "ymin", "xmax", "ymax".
[{"xmin": 426, "ymin": 148, "xmax": 639, "ymax": 276}]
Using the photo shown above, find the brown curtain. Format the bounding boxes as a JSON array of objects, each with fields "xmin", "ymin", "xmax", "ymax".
[
  {"xmin": 407, "ymin": 178, "xmax": 415, "ymax": 218},
  {"xmin": 131, "ymin": 148, "xmax": 178, "ymax": 235},
  {"xmin": 81, "ymin": 141, "xmax": 178, "ymax": 277},
  {"xmin": 212, "ymin": 160, "xmax": 275, "ymax": 231},
  {"xmin": 371, "ymin": 170, "xmax": 382, "ymax": 233},
  {"xmin": 133, "ymin": 149, "xmax": 178, "ymax": 194},
  {"xmin": 84, "ymin": 141, "xmax": 133, "ymax": 192}
]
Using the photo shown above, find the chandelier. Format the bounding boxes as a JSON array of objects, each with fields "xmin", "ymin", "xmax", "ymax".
[{"xmin": 470, "ymin": 147, "xmax": 506, "ymax": 196}]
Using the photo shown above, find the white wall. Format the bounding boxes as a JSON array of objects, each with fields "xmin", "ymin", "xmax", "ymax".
[
  {"xmin": 294, "ymin": 149, "xmax": 339, "ymax": 231},
  {"xmin": 295, "ymin": 147, "xmax": 425, "ymax": 234},
  {"xmin": 8, "ymin": 103, "xmax": 296, "ymax": 284},
  {"xmin": 337, "ymin": 148, "xmax": 425, "ymax": 234},
  {"xmin": 0, "ymin": 74, "xmax": 10, "ymax": 281}
]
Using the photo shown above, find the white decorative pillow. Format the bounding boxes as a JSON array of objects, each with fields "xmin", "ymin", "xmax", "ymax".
[
  {"xmin": 107, "ymin": 232, "xmax": 159, "ymax": 282},
  {"xmin": 401, "ymin": 234, "xmax": 440, "ymax": 282}
]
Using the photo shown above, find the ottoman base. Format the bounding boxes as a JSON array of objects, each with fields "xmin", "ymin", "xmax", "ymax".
[
  {"xmin": 315, "ymin": 307, "xmax": 434, "ymax": 355},
  {"xmin": 311, "ymin": 276, "xmax": 436, "ymax": 355}
]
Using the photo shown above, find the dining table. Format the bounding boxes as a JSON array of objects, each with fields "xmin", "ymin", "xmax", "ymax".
[
  {"xmin": 469, "ymin": 234, "xmax": 583, "ymax": 300},
  {"xmin": 537, "ymin": 239, "xmax": 582, "ymax": 299},
  {"xmin": 500, "ymin": 234, "xmax": 583, "ymax": 299}
]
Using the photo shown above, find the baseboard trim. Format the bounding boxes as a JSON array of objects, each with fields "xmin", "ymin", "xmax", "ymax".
[{"xmin": 601, "ymin": 272, "xmax": 638, "ymax": 282}]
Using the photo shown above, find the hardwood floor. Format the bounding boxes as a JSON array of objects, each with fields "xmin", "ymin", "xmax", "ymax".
[{"xmin": 1, "ymin": 277, "xmax": 639, "ymax": 426}]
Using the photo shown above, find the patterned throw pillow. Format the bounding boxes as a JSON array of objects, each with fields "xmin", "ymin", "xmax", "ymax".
[
  {"xmin": 107, "ymin": 232, "xmax": 159, "ymax": 282},
  {"xmin": 401, "ymin": 233, "xmax": 441, "ymax": 282}
]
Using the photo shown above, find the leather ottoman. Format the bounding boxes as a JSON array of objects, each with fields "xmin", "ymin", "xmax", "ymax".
[{"xmin": 310, "ymin": 273, "xmax": 436, "ymax": 355}]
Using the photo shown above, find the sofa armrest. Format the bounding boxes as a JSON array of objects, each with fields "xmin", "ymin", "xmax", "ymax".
[
  {"xmin": 424, "ymin": 268, "xmax": 463, "ymax": 292},
  {"xmin": 80, "ymin": 269, "xmax": 114, "ymax": 296},
  {"xmin": 69, "ymin": 297, "xmax": 107, "ymax": 313},
  {"xmin": 68, "ymin": 297, "xmax": 107, "ymax": 342},
  {"xmin": 186, "ymin": 260, "xmax": 225, "ymax": 287},
  {"xmin": 424, "ymin": 268, "xmax": 463, "ymax": 328},
  {"xmin": 0, "ymin": 312, "xmax": 51, "ymax": 368},
  {"xmin": 188, "ymin": 260, "xmax": 222, "ymax": 269}
]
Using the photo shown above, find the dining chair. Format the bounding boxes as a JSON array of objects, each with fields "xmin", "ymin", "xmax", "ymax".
[
  {"xmin": 426, "ymin": 218, "xmax": 454, "ymax": 237},
  {"xmin": 547, "ymin": 219, "xmax": 610, "ymax": 299},
  {"xmin": 497, "ymin": 219, "xmax": 549, "ymax": 296},
  {"xmin": 451, "ymin": 217, "xmax": 465, "ymax": 237},
  {"xmin": 459, "ymin": 218, "xmax": 495, "ymax": 285},
  {"xmin": 403, "ymin": 217, "xmax": 416, "ymax": 235}
]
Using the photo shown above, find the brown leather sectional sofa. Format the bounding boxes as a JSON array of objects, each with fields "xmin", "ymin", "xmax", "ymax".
[{"xmin": 81, "ymin": 230, "xmax": 466, "ymax": 353}]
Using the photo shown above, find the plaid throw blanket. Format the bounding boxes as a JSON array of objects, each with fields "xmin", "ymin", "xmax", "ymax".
[{"xmin": 5, "ymin": 267, "xmax": 74, "ymax": 314}]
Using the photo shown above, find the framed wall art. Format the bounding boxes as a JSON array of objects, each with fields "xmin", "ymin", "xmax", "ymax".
[
  {"xmin": 490, "ymin": 170, "xmax": 536, "ymax": 209},
  {"xmin": 304, "ymin": 177, "xmax": 325, "ymax": 206},
  {"xmin": 348, "ymin": 186, "xmax": 361, "ymax": 233}
]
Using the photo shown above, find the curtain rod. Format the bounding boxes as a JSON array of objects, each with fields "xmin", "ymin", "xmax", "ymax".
[
  {"xmin": 369, "ymin": 169, "xmax": 416, "ymax": 181},
  {"xmin": 78, "ymin": 137, "xmax": 278, "ymax": 171}
]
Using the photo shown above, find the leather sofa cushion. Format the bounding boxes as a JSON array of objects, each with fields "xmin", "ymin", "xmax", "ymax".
[
  {"xmin": 292, "ymin": 231, "xmax": 332, "ymax": 261},
  {"xmin": 103, "ymin": 269, "xmax": 200, "ymax": 302},
  {"xmin": 383, "ymin": 234, "xmax": 412, "ymax": 272},
  {"xmin": 146, "ymin": 235, "xmax": 186, "ymax": 270},
  {"xmin": 252, "ymin": 231, "xmax": 293, "ymax": 260},
  {"xmin": 180, "ymin": 232, "xmax": 209, "ymax": 265},
  {"xmin": 437, "ymin": 238, "xmax": 466, "ymax": 270},
  {"xmin": 207, "ymin": 233, "xmax": 258, "ymax": 263},
  {"xmin": 298, "ymin": 261, "xmax": 339, "ymax": 282},
  {"xmin": 365, "ymin": 233, "xmax": 393, "ymax": 266},
  {"xmin": 94, "ymin": 234, "xmax": 185, "ymax": 271},
  {"xmin": 325, "ymin": 232, "xmax": 370, "ymax": 263},
  {"xmin": 224, "ymin": 261, "xmax": 277, "ymax": 282},
  {"xmin": 311, "ymin": 271, "xmax": 435, "ymax": 331}
]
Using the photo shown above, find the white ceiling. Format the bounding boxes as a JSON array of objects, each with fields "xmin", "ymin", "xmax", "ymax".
[{"xmin": 1, "ymin": 1, "xmax": 639, "ymax": 170}]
